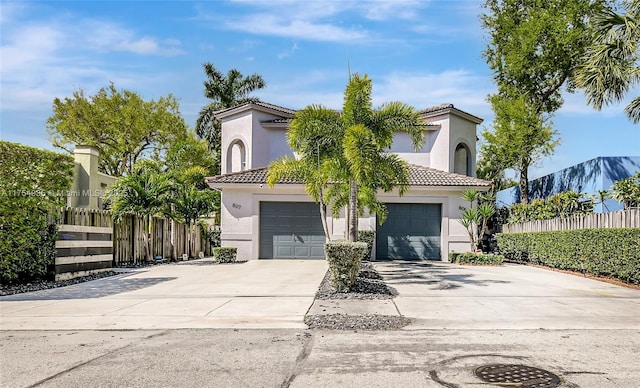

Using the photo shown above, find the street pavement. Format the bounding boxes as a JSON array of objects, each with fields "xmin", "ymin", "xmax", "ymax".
[{"xmin": 1, "ymin": 259, "xmax": 639, "ymax": 387}]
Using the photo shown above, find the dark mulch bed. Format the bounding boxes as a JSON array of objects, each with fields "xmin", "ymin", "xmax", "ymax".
[
  {"xmin": 304, "ymin": 313, "xmax": 411, "ymax": 331},
  {"xmin": 315, "ymin": 262, "xmax": 398, "ymax": 300}
]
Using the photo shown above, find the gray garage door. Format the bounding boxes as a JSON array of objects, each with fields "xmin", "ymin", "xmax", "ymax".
[
  {"xmin": 259, "ymin": 202, "xmax": 325, "ymax": 259},
  {"xmin": 376, "ymin": 203, "xmax": 441, "ymax": 260}
]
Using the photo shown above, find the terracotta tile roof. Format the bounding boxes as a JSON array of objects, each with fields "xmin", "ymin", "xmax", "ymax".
[
  {"xmin": 261, "ymin": 118, "xmax": 291, "ymax": 124},
  {"xmin": 216, "ymin": 101, "xmax": 480, "ymax": 124},
  {"xmin": 214, "ymin": 101, "xmax": 296, "ymax": 118},
  {"xmin": 406, "ymin": 164, "xmax": 490, "ymax": 187},
  {"xmin": 206, "ymin": 165, "xmax": 491, "ymax": 188},
  {"xmin": 419, "ymin": 103, "xmax": 483, "ymax": 124}
]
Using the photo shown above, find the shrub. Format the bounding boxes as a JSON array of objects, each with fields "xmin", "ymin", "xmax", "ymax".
[
  {"xmin": 611, "ymin": 172, "xmax": 640, "ymax": 209},
  {"xmin": 357, "ymin": 230, "xmax": 376, "ymax": 261},
  {"xmin": 213, "ymin": 247, "xmax": 237, "ymax": 263},
  {"xmin": 496, "ymin": 228, "xmax": 640, "ymax": 284},
  {"xmin": 325, "ymin": 241, "xmax": 368, "ymax": 292},
  {"xmin": 449, "ymin": 252, "xmax": 504, "ymax": 265},
  {"xmin": 507, "ymin": 190, "xmax": 593, "ymax": 223},
  {"xmin": 0, "ymin": 141, "xmax": 74, "ymax": 283}
]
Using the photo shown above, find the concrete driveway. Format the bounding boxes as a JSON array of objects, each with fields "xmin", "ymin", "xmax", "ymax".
[
  {"xmin": 375, "ymin": 260, "xmax": 640, "ymax": 330},
  {"xmin": 0, "ymin": 259, "xmax": 328, "ymax": 330},
  {"xmin": 2, "ymin": 259, "xmax": 640, "ymax": 387}
]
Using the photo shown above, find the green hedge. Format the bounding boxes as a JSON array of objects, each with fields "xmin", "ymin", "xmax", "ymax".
[
  {"xmin": 213, "ymin": 247, "xmax": 237, "ymax": 263},
  {"xmin": 449, "ymin": 252, "xmax": 504, "ymax": 265},
  {"xmin": 0, "ymin": 141, "xmax": 74, "ymax": 283},
  {"xmin": 496, "ymin": 229, "xmax": 640, "ymax": 284},
  {"xmin": 357, "ymin": 230, "xmax": 376, "ymax": 261},
  {"xmin": 325, "ymin": 241, "xmax": 368, "ymax": 292}
]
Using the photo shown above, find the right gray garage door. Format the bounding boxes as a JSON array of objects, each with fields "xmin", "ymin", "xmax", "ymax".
[{"xmin": 376, "ymin": 203, "xmax": 441, "ymax": 260}]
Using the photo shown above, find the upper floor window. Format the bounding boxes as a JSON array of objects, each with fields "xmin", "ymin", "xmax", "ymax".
[
  {"xmin": 454, "ymin": 143, "xmax": 471, "ymax": 176},
  {"xmin": 227, "ymin": 140, "xmax": 247, "ymax": 173}
]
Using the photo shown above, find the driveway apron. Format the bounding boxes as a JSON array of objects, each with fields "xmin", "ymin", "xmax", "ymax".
[
  {"xmin": 375, "ymin": 260, "xmax": 640, "ymax": 330},
  {"xmin": 0, "ymin": 259, "xmax": 328, "ymax": 330}
]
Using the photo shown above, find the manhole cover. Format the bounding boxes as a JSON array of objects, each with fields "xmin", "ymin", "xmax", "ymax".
[{"xmin": 474, "ymin": 364, "xmax": 561, "ymax": 388}]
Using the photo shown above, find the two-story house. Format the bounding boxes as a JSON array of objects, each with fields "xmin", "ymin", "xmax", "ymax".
[{"xmin": 206, "ymin": 101, "xmax": 490, "ymax": 261}]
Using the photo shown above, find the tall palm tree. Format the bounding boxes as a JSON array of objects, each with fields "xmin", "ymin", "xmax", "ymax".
[
  {"xmin": 342, "ymin": 74, "xmax": 426, "ymax": 241},
  {"xmin": 576, "ymin": 0, "xmax": 640, "ymax": 123},
  {"xmin": 267, "ymin": 74, "xmax": 426, "ymax": 242},
  {"xmin": 106, "ymin": 161, "xmax": 172, "ymax": 262},
  {"xmin": 196, "ymin": 63, "xmax": 266, "ymax": 172},
  {"xmin": 267, "ymin": 106, "xmax": 344, "ymax": 240}
]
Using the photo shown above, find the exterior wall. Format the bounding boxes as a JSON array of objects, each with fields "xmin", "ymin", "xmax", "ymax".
[
  {"xmin": 269, "ymin": 129, "xmax": 291, "ymax": 162},
  {"xmin": 389, "ymin": 131, "xmax": 433, "ymax": 167},
  {"xmin": 425, "ymin": 114, "xmax": 451, "ymax": 172},
  {"xmin": 221, "ymin": 110, "xmax": 293, "ymax": 173},
  {"xmin": 448, "ymin": 115, "xmax": 477, "ymax": 177},
  {"xmin": 221, "ymin": 111, "xmax": 253, "ymax": 173},
  {"xmin": 497, "ymin": 156, "xmax": 640, "ymax": 213},
  {"xmin": 67, "ymin": 146, "xmax": 116, "ymax": 209},
  {"xmin": 219, "ymin": 184, "xmax": 471, "ymax": 261}
]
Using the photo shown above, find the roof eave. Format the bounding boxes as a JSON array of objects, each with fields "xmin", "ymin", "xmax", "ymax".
[
  {"xmin": 215, "ymin": 102, "xmax": 295, "ymax": 121},
  {"xmin": 422, "ymin": 106, "xmax": 483, "ymax": 124}
]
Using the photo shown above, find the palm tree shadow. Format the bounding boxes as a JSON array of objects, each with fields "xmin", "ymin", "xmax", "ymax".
[{"xmin": 375, "ymin": 260, "xmax": 510, "ymax": 290}]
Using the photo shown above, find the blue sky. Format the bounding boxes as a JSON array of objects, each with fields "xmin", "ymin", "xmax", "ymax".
[{"xmin": 1, "ymin": 0, "xmax": 638, "ymax": 179}]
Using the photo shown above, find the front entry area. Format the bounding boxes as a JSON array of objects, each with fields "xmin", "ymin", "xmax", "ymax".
[
  {"xmin": 259, "ymin": 202, "xmax": 326, "ymax": 259},
  {"xmin": 376, "ymin": 203, "xmax": 441, "ymax": 260}
]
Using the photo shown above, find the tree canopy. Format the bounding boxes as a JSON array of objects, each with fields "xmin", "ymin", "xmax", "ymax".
[
  {"xmin": 480, "ymin": 0, "xmax": 604, "ymax": 203},
  {"xmin": 47, "ymin": 83, "xmax": 188, "ymax": 177},
  {"xmin": 575, "ymin": 0, "xmax": 640, "ymax": 123}
]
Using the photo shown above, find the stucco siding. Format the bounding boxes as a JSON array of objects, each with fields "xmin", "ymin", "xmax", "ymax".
[
  {"xmin": 218, "ymin": 185, "xmax": 470, "ymax": 261},
  {"xmin": 221, "ymin": 112, "xmax": 254, "ymax": 173}
]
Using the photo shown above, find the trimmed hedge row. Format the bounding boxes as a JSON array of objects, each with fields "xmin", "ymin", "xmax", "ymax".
[
  {"xmin": 213, "ymin": 247, "xmax": 237, "ymax": 263},
  {"xmin": 496, "ymin": 228, "xmax": 640, "ymax": 285},
  {"xmin": 0, "ymin": 141, "xmax": 74, "ymax": 283},
  {"xmin": 325, "ymin": 241, "xmax": 368, "ymax": 292},
  {"xmin": 449, "ymin": 252, "xmax": 504, "ymax": 265},
  {"xmin": 358, "ymin": 230, "xmax": 376, "ymax": 261}
]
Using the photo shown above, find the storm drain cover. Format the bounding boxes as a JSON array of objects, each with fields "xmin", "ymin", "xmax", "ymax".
[{"xmin": 474, "ymin": 364, "xmax": 561, "ymax": 387}]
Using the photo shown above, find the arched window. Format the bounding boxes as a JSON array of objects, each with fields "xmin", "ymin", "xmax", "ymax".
[
  {"xmin": 227, "ymin": 140, "xmax": 247, "ymax": 173},
  {"xmin": 454, "ymin": 143, "xmax": 471, "ymax": 176}
]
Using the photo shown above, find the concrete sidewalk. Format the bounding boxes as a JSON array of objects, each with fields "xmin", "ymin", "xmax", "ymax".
[
  {"xmin": 0, "ymin": 259, "xmax": 327, "ymax": 330},
  {"xmin": 309, "ymin": 261, "xmax": 640, "ymax": 330}
]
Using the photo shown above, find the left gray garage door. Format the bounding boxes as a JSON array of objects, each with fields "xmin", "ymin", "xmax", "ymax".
[{"xmin": 259, "ymin": 202, "xmax": 326, "ymax": 259}]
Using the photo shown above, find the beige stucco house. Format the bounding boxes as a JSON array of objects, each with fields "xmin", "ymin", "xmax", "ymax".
[
  {"xmin": 206, "ymin": 101, "xmax": 490, "ymax": 261},
  {"xmin": 67, "ymin": 145, "xmax": 116, "ymax": 210}
]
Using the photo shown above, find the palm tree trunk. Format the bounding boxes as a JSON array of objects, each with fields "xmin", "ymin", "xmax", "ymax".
[
  {"xmin": 349, "ymin": 178, "xmax": 358, "ymax": 242},
  {"xmin": 319, "ymin": 199, "xmax": 331, "ymax": 242}
]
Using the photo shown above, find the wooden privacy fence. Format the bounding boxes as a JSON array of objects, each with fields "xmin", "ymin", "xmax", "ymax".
[
  {"xmin": 54, "ymin": 208, "xmax": 213, "ymax": 271},
  {"xmin": 502, "ymin": 208, "xmax": 640, "ymax": 233}
]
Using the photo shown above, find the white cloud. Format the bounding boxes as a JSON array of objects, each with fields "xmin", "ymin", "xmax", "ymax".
[
  {"xmin": 81, "ymin": 20, "xmax": 184, "ymax": 56},
  {"xmin": 374, "ymin": 70, "xmax": 494, "ymax": 115},
  {"xmin": 557, "ymin": 89, "xmax": 638, "ymax": 117},
  {"xmin": 254, "ymin": 69, "xmax": 495, "ymax": 118},
  {"xmin": 223, "ymin": 14, "xmax": 368, "ymax": 42},
  {"xmin": 363, "ymin": 0, "xmax": 425, "ymax": 21},
  {"xmin": 277, "ymin": 43, "xmax": 299, "ymax": 59},
  {"xmin": 0, "ymin": 14, "xmax": 184, "ymax": 113},
  {"xmin": 200, "ymin": 0, "xmax": 428, "ymax": 42}
]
